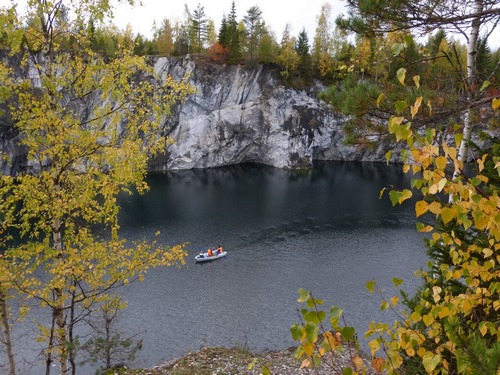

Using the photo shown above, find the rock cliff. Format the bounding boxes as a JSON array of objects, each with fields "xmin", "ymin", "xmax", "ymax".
[
  {"xmin": 148, "ymin": 56, "xmax": 387, "ymax": 171},
  {"xmin": 0, "ymin": 56, "xmax": 392, "ymax": 175}
]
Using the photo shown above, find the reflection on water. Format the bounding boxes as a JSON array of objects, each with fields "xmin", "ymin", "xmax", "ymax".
[
  {"xmin": 115, "ymin": 162, "xmax": 427, "ymax": 369},
  {"xmin": 11, "ymin": 162, "xmax": 428, "ymax": 373}
]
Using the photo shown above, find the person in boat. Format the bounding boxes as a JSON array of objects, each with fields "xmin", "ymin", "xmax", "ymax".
[
  {"xmin": 217, "ymin": 246, "xmax": 223, "ymax": 254},
  {"xmin": 207, "ymin": 248, "xmax": 213, "ymax": 257}
]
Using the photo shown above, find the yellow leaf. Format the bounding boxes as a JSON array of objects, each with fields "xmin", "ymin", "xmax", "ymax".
[
  {"xmin": 412, "ymin": 75, "xmax": 420, "ymax": 89},
  {"xmin": 437, "ymin": 178, "xmax": 447, "ymax": 192},
  {"xmin": 427, "ymin": 100, "xmax": 433, "ymax": 116},
  {"xmin": 397, "ymin": 68, "xmax": 406, "ymax": 85},
  {"xmin": 428, "ymin": 201, "xmax": 442, "ymax": 215},
  {"xmin": 418, "ymin": 225, "xmax": 433, "ymax": 233},
  {"xmin": 462, "ymin": 299, "xmax": 473, "ymax": 314},
  {"xmin": 411, "ymin": 311, "xmax": 422, "ymax": 323},
  {"xmin": 415, "ymin": 201, "xmax": 428, "ymax": 217},
  {"xmin": 482, "ymin": 248, "xmax": 493, "ymax": 258},
  {"xmin": 385, "ymin": 150, "xmax": 393, "ymax": 164},
  {"xmin": 441, "ymin": 207, "xmax": 457, "ymax": 225},
  {"xmin": 477, "ymin": 158, "xmax": 485, "ymax": 172},
  {"xmin": 300, "ymin": 358, "xmax": 311, "ymax": 369},
  {"xmin": 417, "ymin": 347, "xmax": 427, "ymax": 358},
  {"xmin": 435, "ymin": 156, "xmax": 448, "ymax": 170},
  {"xmin": 391, "ymin": 296, "xmax": 399, "ymax": 306},
  {"xmin": 352, "ymin": 355, "xmax": 364, "ymax": 370},
  {"xmin": 423, "ymin": 314, "xmax": 434, "ymax": 326},
  {"xmin": 479, "ymin": 324, "xmax": 488, "ymax": 336},
  {"xmin": 303, "ymin": 342, "xmax": 315, "ymax": 356},
  {"xmin": 376, "ymin": 93, "xmax": 385, "ymax": 108},
  {"xmin": 438, "ymin": 306, "xmax": 450, "ymax": 319},
  {"xmin": 432, "ymin": 286, "xmax": 442, "ymax": 302},
  {"xmin": 411, "ymin": 97, "xmax": 422, "ymax": 118},
  {"xmin": 400, "ymin": 189, "xmax": 413, "ymax": 203},
  {"xmin": 444, "ymin": 145, "xmax": 457, "ymax": 160},
  {"xmin": 369, "ymin": 339, "xmax": 380, "ymax": 356},
  {"xmin": 493, "ymin": 97, "xmax": 500, "ymax": 110}
]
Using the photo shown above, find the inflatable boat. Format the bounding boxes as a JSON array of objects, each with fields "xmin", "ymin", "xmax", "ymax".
[{"xmin": 195, "ymin": 251, "xmax": 227, "ymax": 263}]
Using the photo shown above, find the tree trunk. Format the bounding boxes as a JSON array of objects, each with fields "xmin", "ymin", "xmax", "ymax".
[
  {"xmin": 54, "ymin": 288, "xmax": 68, "ymax": 375},
  {"xmin": 45, "ymin": 314, "xmax": 56, "ymax": 375},
  {"xmin": 105, "ymin": 316, "xmax": 112, "ymax": 369},
  {"xmin": 53, "ymin": 217, "xmax": 69, "ymax": 375},
  {"xmin": 0, "ymin": 287, "xmax": 16, "ymax": 375},
  {"xmin": 69, "ymin": 292, "xmax": 76, "ymax": 375},
  {"xmin": 454, "ymin": 0, "xmax": 482, "ymax": 175}
]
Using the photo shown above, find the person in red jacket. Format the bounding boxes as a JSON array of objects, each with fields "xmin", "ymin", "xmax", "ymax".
[
  {"xmin": 207, "ymin": 248, "xmax": 213, "ymax": 257},
  {"xmin": 217, "ymin": 246, "xmax": 223, "ymax": 254}
]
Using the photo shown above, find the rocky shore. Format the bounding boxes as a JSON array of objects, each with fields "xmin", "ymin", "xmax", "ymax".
[{"xmin": 125, "ymin": 346, "xmax": 383, "ymax": 375}]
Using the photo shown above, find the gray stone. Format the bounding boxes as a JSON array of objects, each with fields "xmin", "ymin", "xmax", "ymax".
[{"xmin": 0, "ymin": 56, "xmax": 400, "ymax": 175}]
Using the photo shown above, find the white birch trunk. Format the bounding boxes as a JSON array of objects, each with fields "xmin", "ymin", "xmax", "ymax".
[{"xmin": 451, "ymin": 0, "xmax": 482, "ymax": 195}]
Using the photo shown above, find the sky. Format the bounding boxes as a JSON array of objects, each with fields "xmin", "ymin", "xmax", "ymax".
[
  {"xmin": 4, "ymin": 0, "xmax": 499, "ymax": 47},
  {"xmin": 110, "ymin": 0, "xmax": 347, "ymax": 40}
]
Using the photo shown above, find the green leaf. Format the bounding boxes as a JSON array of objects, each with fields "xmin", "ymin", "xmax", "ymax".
[
  {"xmin": 343, "ymin": 367, "xmax": 353, "ymax": 375},
  {"xmin": 392, "ymin": 277, "xmax": 403, "ymax": 287},
  {"xmin": 479, "ymin": 80, "xmax": 491, "ymax": 92},
  {"xmin": 305, "ymin": 322, "xmax": 319, "ymax": 343},
  {"xmin": 425, "ymin": 128, "xmax": 436, "ymax": 143},
  {"xmin": 248, "ymin": 358, "xmax": 257, "ymax": 370},
  {"xmin": 261, "ymin": 365, "xmax": 271, "ymax": 375},
  {"xmin": 385, "ymin": 151, "xmax": 392, "ymax": 165},
  {"xmin": 297, "ymin": 288, "xmax": 310, "ymax": 303},
  {"xmin": 422, "ymin": 352, "xmax": 441, "ymax": 372},
  {"xmin": 389, "ymin": 190, "xmax": 402, "ymax": 206},
  {"xmin": 379, "ymin": 186, "xmax": 386, "ymax": 199},
  {"xmin": 304, "ymin": 310, "xmax": 326, "ymax": 324},
  {"xmin": 366, "ymin": 280, "xmax": 375, "ymax": 293},
  {"xmin": 341, "ymin": 326, "xmax": 356, "ymax": 341},
  {"xmin": 330, "ymin": 306, "xmax": 343, "ymax": 319},
  {"xmin": 391, "ymin": 42, "xmax": 404, "ymax": 56},
  {"xmin": 397, "ymin": 68, "xmax": 407, "ymax": 85},
  {"xmin": 395, "ymin": 100, "xmax": 408, "ymax": 114},
  {"xmin": 388, "ymin": 116, "xmax": 404, "ymax": 133},
  {"xmin": 290, "ymin": 323, "xmax": 303, "ymax": 340}
]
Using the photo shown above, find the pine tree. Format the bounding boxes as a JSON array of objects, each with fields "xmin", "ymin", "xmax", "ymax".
[
  {"xmin": 295, "ymin": 28, "xmax": 312, "ymax": 80},
  {"xmin": 226, "ymin": 1, "xmax": 242, "ymax": 63},
  {"xmin": 243, "ymin": 5, "xmax": 263, "ymax": 61},
  {"xmin": 190, "ymin": 3, "xmax": 208, "ymax": 53}
]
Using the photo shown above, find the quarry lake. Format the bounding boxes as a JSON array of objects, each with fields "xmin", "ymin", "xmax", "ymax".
[{"xmin": 113, "ymin": 161, "xmax": 428, "ymax": 369}]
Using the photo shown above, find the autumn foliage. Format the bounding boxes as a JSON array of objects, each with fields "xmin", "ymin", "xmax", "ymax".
[
  {"xmin": 291, "ymin": 74, "xmax": 500, "ymax": 374},
  {"xmin": 207, "ymin": 42, "xmax": 229, "ymax": 62}
]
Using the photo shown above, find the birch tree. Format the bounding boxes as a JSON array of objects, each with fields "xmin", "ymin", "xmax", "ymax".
[
  {"xmin": 0, "ymin": 1, "xmax": 193, "ymax": 374},
  {"xmin": 336, "ymin": 0, "xmax": 500, "ymax": 166}
]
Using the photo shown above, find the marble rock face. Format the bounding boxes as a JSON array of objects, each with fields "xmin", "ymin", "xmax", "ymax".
[
  {"xmin": 149, "ymin": 56, "xmax": 384, "ymax": 171},
  {"xmin": 0, "ymin": 56, "xmax": 394, "ymax": 175}
]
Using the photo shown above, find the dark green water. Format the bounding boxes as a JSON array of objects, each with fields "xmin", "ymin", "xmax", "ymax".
[{"xmin": 114, "ymin": 162, "xmax": 427, "ymax": 368}]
